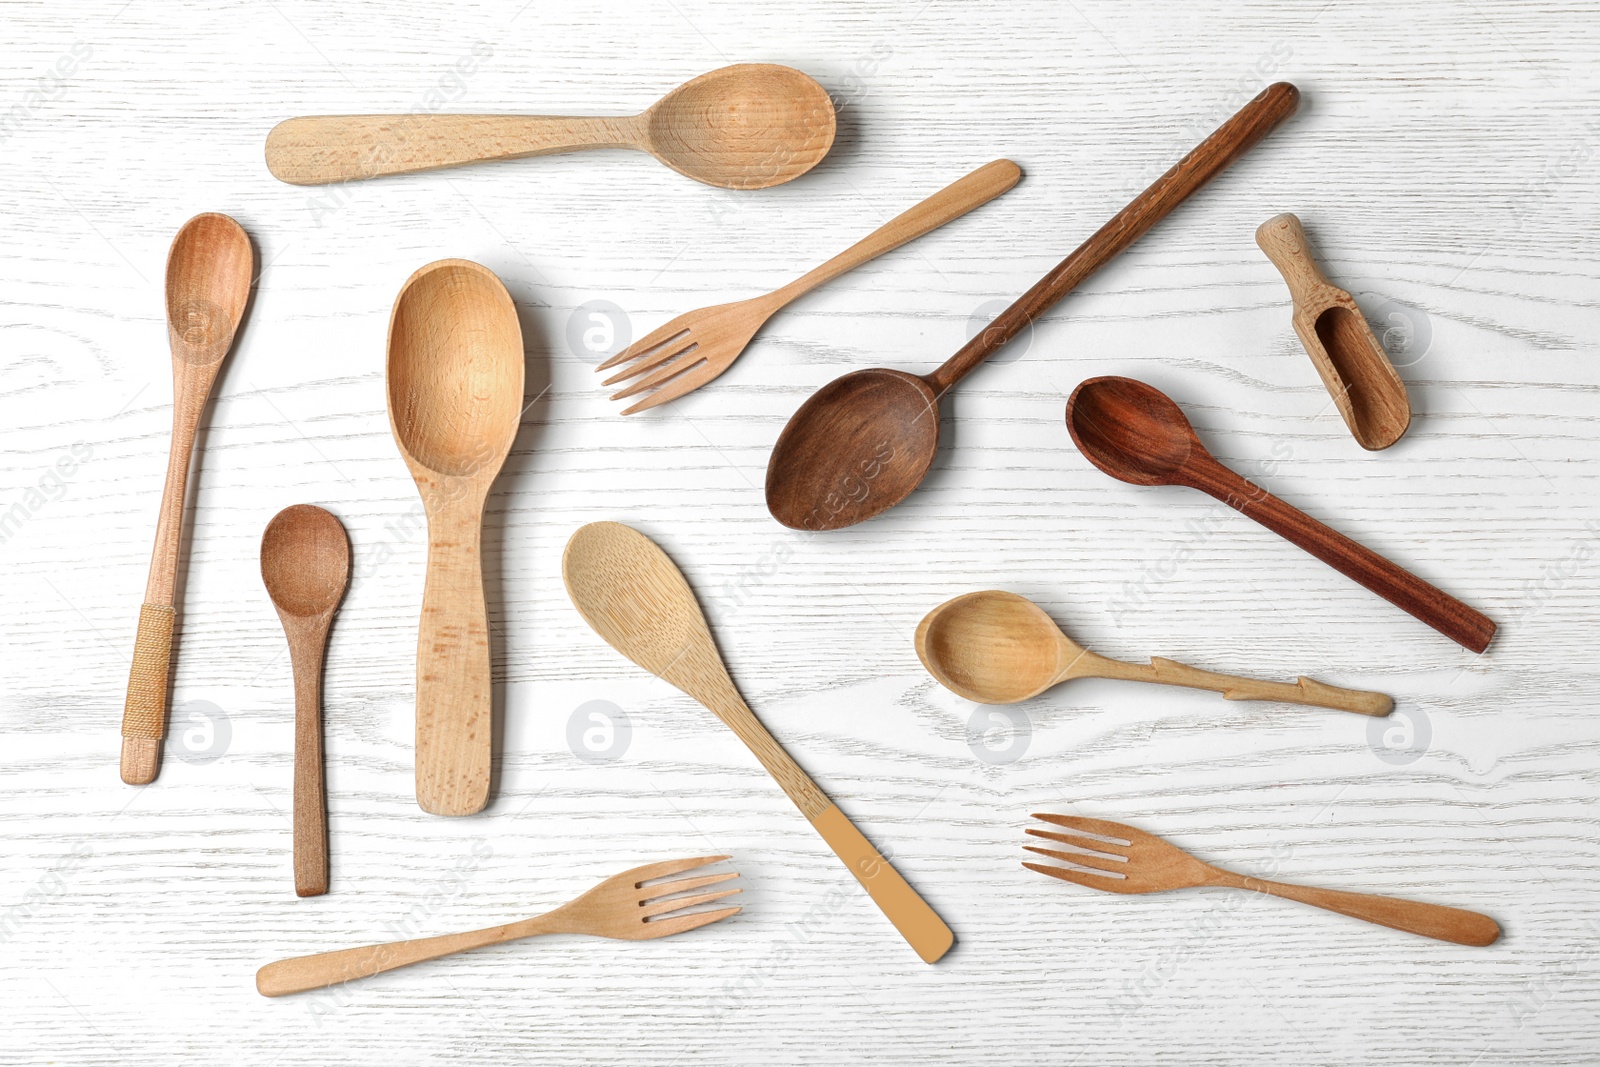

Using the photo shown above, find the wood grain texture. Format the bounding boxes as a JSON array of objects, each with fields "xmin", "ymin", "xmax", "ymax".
[{"xmin": 2, "ymin": 0, "xmax": 1600, "ymax": 1063}]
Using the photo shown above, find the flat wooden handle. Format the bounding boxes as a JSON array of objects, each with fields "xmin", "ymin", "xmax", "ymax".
[
  {"xmin": 1255, "ymin": 212, "xmax": 1335, "ymax": 305},
  {"xmin": 120, "ymin": 603, "xmax": 175, "ymax": 784},
  {"xmin": 256, "ymin": 919, "xmax": 544, "ymax": 996},
  {"xmin": 926, "ymin": 82, "xmax": 1300, "ymax": 394},
  {"xmin": 414, "ymin": 504, "xmax": 492, "ymax": 816},
  {"xmin": 265, "ymin": 115, "xmax": 639, "ymax": 185},
  {"xmin": 778, "ymin": 159, "xmax": 1022, "ymax": 302},
  {"xmin": 1072, "ymin": 650, "xmax": 1392, "ymax": 715},
  {"xmin": 1196, "ymin": 469, "xmax": 1496, "ymax": 653},
  {"xmin": 808, "ymin": 805, "xmax": 953, "ymax": 963},
  {"xmin": 1232, "ymin": 875, "xmax": 1500, "ymax": 946},
  {"xmin": 291, "ymin": 639, "xmax": 329, "ymax": 896}
]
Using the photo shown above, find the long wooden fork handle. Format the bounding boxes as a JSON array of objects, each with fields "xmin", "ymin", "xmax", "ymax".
[
  {"xmin": 776, "ymin": 159, "xmax": 1022, "ymax": 302},
  {"xmin": 926, "ymin": 82, "xmax": 1299, "ymax": 395},
  {"xmin": 1194, "ymin": 468, "xmax": 1496, "ymax": 653},
  {"xmin": 808, "ymin": 804, "xmax": 954, "ymax": 963},
  {"xmin": 256, "ymin": 917, "xmax": 549, "ymax": 996},
  {"xmin": 266, "ymin": 115, "xmax": 639, "ymax": 185},
  {"xmin": 1227, "ymin": 874, "xmax": 1500, "ymax": 946}
]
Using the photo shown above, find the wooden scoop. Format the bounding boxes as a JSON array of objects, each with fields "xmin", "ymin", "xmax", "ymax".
[
  {"xmin": 387, "ymin": 260, "xmax": 524, "ymax": 815},
  {"xmin": 266, "ymin": 64, "xmax": 835, "ymax": 190},
  {"xmin": 1256, "ymin": 213, "xmax": 1411, "ymax": 450},
  {"xmin": 563, "ymin": 521, "xmax": 953, "ymax": 963},
  {"xmin": 915, "ymin": 590, "xmax": 1391, "ymax": 714},
  {"xmin": 120, "ymin": 213, "xmax": 253, "ymax": 785},
  {"xmin": 1064, "ymin": 376, "xmax": 1495, "ymax": 653},
  {"xmin": 764, "ymin": 83, "xmax": 1300, "ymax": 531},
  {"xmin": 261, "ymin": 505, "xmax": 350, "ymax": 897}
]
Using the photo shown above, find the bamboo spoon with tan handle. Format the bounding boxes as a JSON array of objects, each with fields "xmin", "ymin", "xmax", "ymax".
[
  {"xmin": 598, "ymin": 159, "xmax": 1023, "ymax": 413},
  {"xmin": 387, "ymin": 260, "xmax": 524, "ymax": 816},
  {"xmin": 120, "ymin": 213, "xmax": 253, "ymax": 786},
  {"xmin": 1256, "ymin": 213, "xmax": 1411, "ymax": 450},
  {"xmin": 265, "ymin": 64, "xmax": 835, "ymax": 190},
  {"xmin": 1025, "ymin": 814, "xmax": 1500, "ymax": 946},
  {"xmin": 562, "ymin": 522, "xmax": 954, "ymax": 964},
  {"xmin": 916, "ymin": 591, "xmax": 1392, "ymax": 715},
  {"xmin": 261, "ymin": 505, "xmax": 350, "ymax": 897}
]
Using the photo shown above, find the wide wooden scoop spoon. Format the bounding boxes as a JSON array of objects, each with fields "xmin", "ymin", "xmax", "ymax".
[
  {"xmin": 121, "ymin": 213, "xmax": 253, "ymax": 785},
  {"xmin": 388, "ymin": 259, "xmax": 524, "ymax": 815},
  {"xmin": 266, "ymin": 64, "xmax": 835, "ymax": 190},
  {"xmin": 261, "ymin": 505, "xmax": 350, "ymax": 897},
  {"xmin": 916, "ymin": 590, "xmax": 1391, "ymax": 715},
  {"xmin": 1065, "ymin": 376, "xmax": 1495, "ymax": 653},
  {"xmin": 764, "ymin": 83, "xmax": 1299, "ymax": 531}
]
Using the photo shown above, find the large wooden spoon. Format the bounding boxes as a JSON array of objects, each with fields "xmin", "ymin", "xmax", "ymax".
[
  {"xmin": 1064, "ymin": 376, "xmax": 1495, "ymax": 653},
  {"xmin": 261, "ymin": 505, "xmax": 350, "ymax": 897},
  {"xmin": 764, "ymin": 83, "xmax": 1300, "ymax": 531},
  {"xmin": 266, "ymin": 64, "xmax": 835, "ymax": 190},
  {"xmin": 387, "ymin": 260, "xmax": 524, "ymax": 815},
  {"xmin": 120, "ymin": 213, "xmax": 253, "ymax": 785},
  {"xmin": 915, "ymin": 590, "xmax": 1391, "ymax": 715}
]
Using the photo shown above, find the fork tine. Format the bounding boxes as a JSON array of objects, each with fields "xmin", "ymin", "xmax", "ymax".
[
  {"xmin": 619, "ymin": 358, "xmax": 727, "ymax": 415},
  {"xmin": 641, "ymin": 886, "xmax": 743, "ymax": 918},
  {"xmin": 600, "ymin": 332, "xmax": 697, "ymax": 386},
  {"xmin": 1025, "ymin": 827, "xmax": 1129, "ymax": 857},
  {"xmin": 623, "ymin": 855, "xmax": 731, "ymax": 885},
  {"xmin": 637, "ymin": 905, "xmax": 741, "ymax": 939},
  {"xmin": 1030, "ymin": 813, "xmax": 1135, "ymax": 845},
  {"xmin": 639, "ymin": 871, "xmax": 739, "ymax": 903},
  {"xmin": 596, "ymin": 322, "xmax": 692, "ymax": 373},
  {"xmin": 609, "ymin": 350, "xmax": 704, "ymax": 401},
  {"xmin": 1023, "ymin": 843, "xmax": 1128, "ymax": 875},
  {"xmin": 1023, "ymin": 861, "xmax": 1125, "ymax": 889}
]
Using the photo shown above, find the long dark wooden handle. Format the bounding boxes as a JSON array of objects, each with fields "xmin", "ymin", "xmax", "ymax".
[
  {"xmin": 1225, "ymin": 873, "xmax": 1500, "ymax": 946},
  {"xmin": 925, "ymin": 82, "xmax": 1300, "ymax": 395},
  {"xmin": 1193, "ymin": 465, "xmax": 1496, "ymax": 653}
]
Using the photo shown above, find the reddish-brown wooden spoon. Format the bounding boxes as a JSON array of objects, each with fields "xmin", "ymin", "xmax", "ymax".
[
  {"xmin": 764, "ymin": 83, "xmax": 1300, "ymax": 531},
  {"xmin": 1064, "ymin": 376, "xmax": 1495, "ymax": 653}
]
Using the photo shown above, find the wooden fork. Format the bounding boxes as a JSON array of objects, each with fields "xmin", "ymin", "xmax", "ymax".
[
  {"xmin": 255, "ymin": 856, "xmax": 740, "ymax": 996},
  {"xmin": 597, "ymin": 158, "xmax": 1021, "ymax": 413},
  {"xmin": 1024, "ymin": 814, "xmax": 1499, "ymax": 946}
]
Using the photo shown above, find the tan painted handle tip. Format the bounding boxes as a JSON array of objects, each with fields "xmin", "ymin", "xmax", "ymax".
[{"xmin": 119, "ymin": 737, "xmax": 161, "ymax": 785}]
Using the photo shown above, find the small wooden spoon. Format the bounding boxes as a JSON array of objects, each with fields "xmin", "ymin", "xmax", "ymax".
[
  {"xmin": 387, "ymin": 260, "xmax": 524, "ymax": 816},
  {"xmin": 916, "ymin": 590, "xmax": 1391, "ymax": 715},
  {"xmin": 120, "ymin": 213, "xmax": 253, "ymax": 785},
  {"xmin": 1064, "ymin": 376, "xmax": 1495, "ymax": 653},
  {"xmin": 1256, "ymin": 213, "xmax": 1411, "ymax": 450},
  {"xmin": 764, "ymin": 83, "xmax": 1300, "ymax": 531},
  {"xmin": 261, "ymin": 505, "xmax": 350, "ymax": 897},
  {"xmin": 266, "ymin": 64, "xmax": 835, "ymax": 190}
]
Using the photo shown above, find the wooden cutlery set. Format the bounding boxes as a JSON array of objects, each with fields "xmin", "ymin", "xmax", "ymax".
[{"xmin": 111, "ymin": 65, "xmax": 1500, "ymax": 995}]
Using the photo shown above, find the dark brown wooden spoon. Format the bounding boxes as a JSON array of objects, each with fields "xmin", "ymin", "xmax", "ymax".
[
  {"xmin": 765, "ymin": 83, "xmax": 1300, "ymax": 531},
  {"xmin": 261, "ymin": 504, "xmax": 351, "ymax": 896},
  {"xmin": 1064, "ymin": 376, "xmax": 1495, "ymax": 653}
]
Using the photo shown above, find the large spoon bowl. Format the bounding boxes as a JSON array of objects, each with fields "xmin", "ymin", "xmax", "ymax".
[
  {"xmin": 165, "ymin": 213, "xmax": 252, "ymax": 366},
  {"xmin": 644, "ymin": 64, "xmax": 836, "ymax": 190},
  {"xmin": 914, "ymin": 590, "xmax": 1066, "ymax": 703},
  {"xmin": 765, "ymin": 368, "xmax": 940, "ymax": 530},
  {"xmin": 1065, "ymin": 375, "xmax": 1200, "ymax": 486}
]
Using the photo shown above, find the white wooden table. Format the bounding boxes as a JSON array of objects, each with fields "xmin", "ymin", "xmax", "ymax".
[{"xmin": 4, "ymin": 1, "xmax": 1598, "ymax": 1062}]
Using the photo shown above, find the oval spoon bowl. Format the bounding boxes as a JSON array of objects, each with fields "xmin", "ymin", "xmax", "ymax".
[{"xmin": 914, "ymin": 591, "xmax": 1064, "ymax": 703}]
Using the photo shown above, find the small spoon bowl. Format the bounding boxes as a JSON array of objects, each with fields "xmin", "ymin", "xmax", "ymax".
[
  {"xmin": 914, "ymin": 591, "xmax": 1067, "ymax": 703},
  {"xmin": 388, "ymin": 260, "xmax": 523, "ymax": 476},
  {"xmin": 261, "ymin": 505, "xmax": 350, "ymax": 618},
  {"xmin": 765, "ymin": 368, "xmax": 940, "ymax": 530},
  {"xmin": 1065, "ymin": 376, "xmax": 1200, "ymax": 486},
  {"xmin": 166, "ymin": 213, "xmax": 253, "ymax": 366},
  {"xmin": 644, "ymin": 64, "xmax": 836, "ymax": 190}
]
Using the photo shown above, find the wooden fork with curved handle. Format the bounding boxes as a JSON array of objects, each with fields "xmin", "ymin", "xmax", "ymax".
[
  {"xmin": 598, "ymin": 159, "xmax": 1021, "ymax": 413},
  {"xmin": 1024, "ymin": 814, "xmax": 1499, "ymax": 946},
  {"xmin": 255, "ymin": 856, "xmax": 740, "ymax": 996}
]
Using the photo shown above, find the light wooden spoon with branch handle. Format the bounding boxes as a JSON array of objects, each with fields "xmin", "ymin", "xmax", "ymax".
[
  {"xmin": 1025, "ymin": 814, "xmax": 1500, "ymax": 946},
  {"xmin": 121, "ymin": 213, "xmax": 253, "ymax": 785},
  {"xmin": 562, "ymin": 522, "xmax": 953, "ymax": 963},
  {"xmin": 256, "ymin": 856, "xmax": 741, "ymax": 996}
]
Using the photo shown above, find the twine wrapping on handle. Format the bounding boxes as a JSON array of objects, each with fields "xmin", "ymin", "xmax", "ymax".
[{"xmin": 122, "ymin": 603, "xmax": 176, "ymax": 739}]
